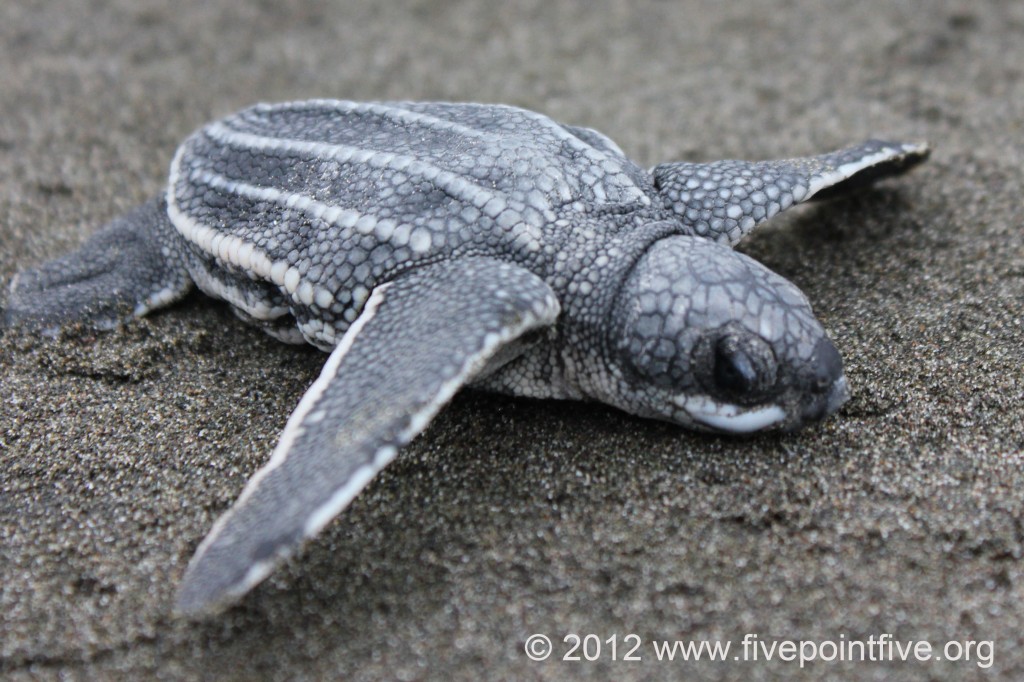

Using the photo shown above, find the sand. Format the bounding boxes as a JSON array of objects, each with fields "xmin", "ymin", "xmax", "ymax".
[{"xmin": 1, "ymin": 1, "xmax": 1022, "ymax": 680}]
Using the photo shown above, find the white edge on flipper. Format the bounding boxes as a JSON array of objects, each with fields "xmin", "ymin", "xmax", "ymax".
[
  {"xmin": 176, "ymin": 279, "xmax": 559, "ymax": 614},
  {"xmin": 175, "ymin": 283, "xmax": 393, "ymax": 614},
  {"xmin": 805, "ymin": 141, "xmax": 930, "ymax": 198},
  {"xmin": 294, "ymin": 290, "xmax": 559, "ymax": 542}
]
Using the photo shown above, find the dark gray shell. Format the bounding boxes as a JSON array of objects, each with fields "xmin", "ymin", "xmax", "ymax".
[{"xmin": 166, "ymin": 100, "xmax": 655, "ymax": 348}]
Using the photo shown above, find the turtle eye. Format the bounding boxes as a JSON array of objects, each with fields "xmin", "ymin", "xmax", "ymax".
[
  {"xmin": 714, "ymin": 340, "xmax": 757, "ymax": 394},
  {"xmin": 708, "ymin": 333, "xmax": 777, "ymax": 403}
]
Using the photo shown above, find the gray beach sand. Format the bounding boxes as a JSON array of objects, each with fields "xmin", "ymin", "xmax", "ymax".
[{"xmin": 1, "ymin": 1, "xmax": 1022, "ymax": 679}]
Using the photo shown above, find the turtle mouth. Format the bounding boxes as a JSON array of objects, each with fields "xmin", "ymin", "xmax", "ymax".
[
  {"xmin": 672, "ymin": 394, "xmax": 787, "ymax": 434},
  {"xmin": 671, "ymin": 372, "xmax": 850, "ymax": 436},
  {"xmin": 787, "ymin": 335, "xmax": 849, "ymax": 428},
  {"xmin": 798, "ymin": 375, "xmax": 850, "ymax": 425}
]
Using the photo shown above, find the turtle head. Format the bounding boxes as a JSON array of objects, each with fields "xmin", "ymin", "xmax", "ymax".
[{"xmin": 606, "ymin": 236, "xmax": 848, "ymax": 434}]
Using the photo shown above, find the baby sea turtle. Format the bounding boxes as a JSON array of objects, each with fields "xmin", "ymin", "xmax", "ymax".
[{"xmin": 3, "ymin": 100, "xmax": 928, "ymax": 615}]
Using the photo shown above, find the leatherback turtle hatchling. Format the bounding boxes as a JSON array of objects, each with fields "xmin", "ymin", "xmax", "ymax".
[{"xmin": 3, "ymin": 100, "xmax": 928, "ymax": 615}]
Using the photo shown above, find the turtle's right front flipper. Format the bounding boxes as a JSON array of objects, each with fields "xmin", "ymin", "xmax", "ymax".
[
  {"xmin": 174, "ymin": 257, "xmax": 560, "ymax": 617},
  {"xmin": 3, "ymin": 197, "xmax": 192, "ymax": 333}
]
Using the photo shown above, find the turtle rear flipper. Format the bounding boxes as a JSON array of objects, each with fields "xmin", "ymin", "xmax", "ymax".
[
  {"xmin": 174, "ymin": 257, "xmax": 560, "ymax": 616},
  {"xmin": 2, "ymin": 197, "xmax": 192, "ymax": 333},
  {"xmin": 652, "ymin": 140, "xmax": 930, "ymax": 246}
]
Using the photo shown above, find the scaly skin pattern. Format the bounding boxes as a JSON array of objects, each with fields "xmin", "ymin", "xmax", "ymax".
[
  {"xmin": 166, "ymin": 101, "xmax": 661, "ymax": 348},
  {"xmin": 2, "ymin": 100, "xmax": 929, "ymax": 614}
]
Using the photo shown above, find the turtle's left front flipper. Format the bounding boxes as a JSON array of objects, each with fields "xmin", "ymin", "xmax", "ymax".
[
  {"xmin": 174, "ymin": 258, "xmax": 560, "ymax": 616},
  {"xmin": 652, "ymin": 140, "xmax": 930, "ymax": 246}
]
